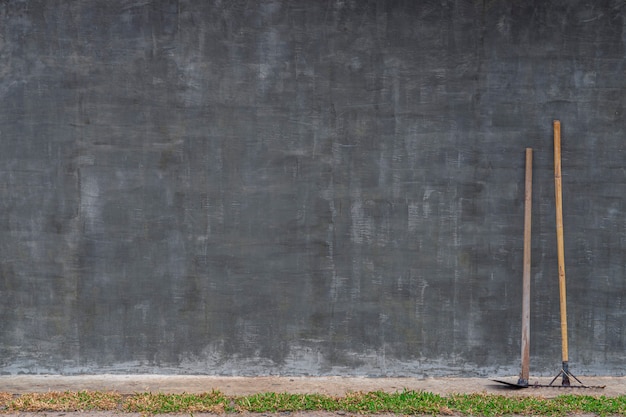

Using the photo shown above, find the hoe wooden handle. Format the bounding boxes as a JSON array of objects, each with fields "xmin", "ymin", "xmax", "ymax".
[{"xmin": 520, "ymin": 148, "xmax": 532, "ymax": 384}]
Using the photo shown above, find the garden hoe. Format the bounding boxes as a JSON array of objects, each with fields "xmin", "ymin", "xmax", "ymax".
[{"xmin": 491, "ymin": 148, "xmax": 534, "ymax": 389}]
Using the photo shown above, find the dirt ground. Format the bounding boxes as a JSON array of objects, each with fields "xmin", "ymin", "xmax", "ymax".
[{"xmin": 0, "ymin": 375, "xmax": 623, "ymax": 398}]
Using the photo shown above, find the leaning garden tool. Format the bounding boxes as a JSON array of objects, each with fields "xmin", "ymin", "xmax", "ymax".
[
  {"xmin": 552, "ymin": 119, "xmax": 573, "ymax": 386},
  {"xmin": 550, "ymin": 120, "xmax": 589, "ymax": 387},
  {"xmin": 492, "ymin": 148, "xmax": 533, "ymax": 389},
  {"xmin": 546, "ymin": 120, "xmax": 603, "ymax": 389}
]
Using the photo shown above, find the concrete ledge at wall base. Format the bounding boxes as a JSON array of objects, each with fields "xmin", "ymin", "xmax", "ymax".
[{"xmin": 0, "ymin": 375, "xmax": 623, "ymax": 398}]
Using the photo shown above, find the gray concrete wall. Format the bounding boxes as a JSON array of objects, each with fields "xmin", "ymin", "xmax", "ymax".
[{"xmin": 0, "ymin": 0, "xmax": 624, "ymax": 376}]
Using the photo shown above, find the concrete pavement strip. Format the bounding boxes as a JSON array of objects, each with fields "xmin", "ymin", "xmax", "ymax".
[{"xmin": 0, "ymin": 375, "xmax": 624, "ymax": 398}]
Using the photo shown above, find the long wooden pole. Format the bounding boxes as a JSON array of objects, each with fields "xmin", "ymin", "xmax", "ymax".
[
  {"xmin": 519, "ymin": 148, "xmax": 533, "ymax": 386},
  {"xmin": 553, "ymin": 120, "xmax": 570, "ymax": 385}
]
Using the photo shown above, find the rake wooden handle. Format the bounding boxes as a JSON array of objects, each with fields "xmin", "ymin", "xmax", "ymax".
[{"xmin": 553, "ymin": 120, "xmax": 569, "ymax": 363}]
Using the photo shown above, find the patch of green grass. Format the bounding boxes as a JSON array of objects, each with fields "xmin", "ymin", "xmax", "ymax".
[
  {"xmin": 552, "ymin": 394, "xmax": 626, "ymax": 416},
  {"xmin": 338, "ymin": 390, "xmax": 447, "ymax": 414},
  {"xmin": 1, "ymin": 390, "xmax": 625, "ymax": 415},
  {"xmin": 446, "ymin": 394, "xmax": 562, "ymax": 416},
  {"xmin": 235, "ymin": 392, "xmax": 339, "ymax": 412}
]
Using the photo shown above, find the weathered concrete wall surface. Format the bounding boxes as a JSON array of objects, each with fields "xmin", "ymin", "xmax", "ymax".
[{"xmin": 0, "ymin": 0, "xmax": 624, "ymax": 376}]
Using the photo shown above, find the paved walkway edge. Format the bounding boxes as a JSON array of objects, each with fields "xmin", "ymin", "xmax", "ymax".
[{"xmin": 0, "ymin": 375, "xmax": 624, "ymax": 397}]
